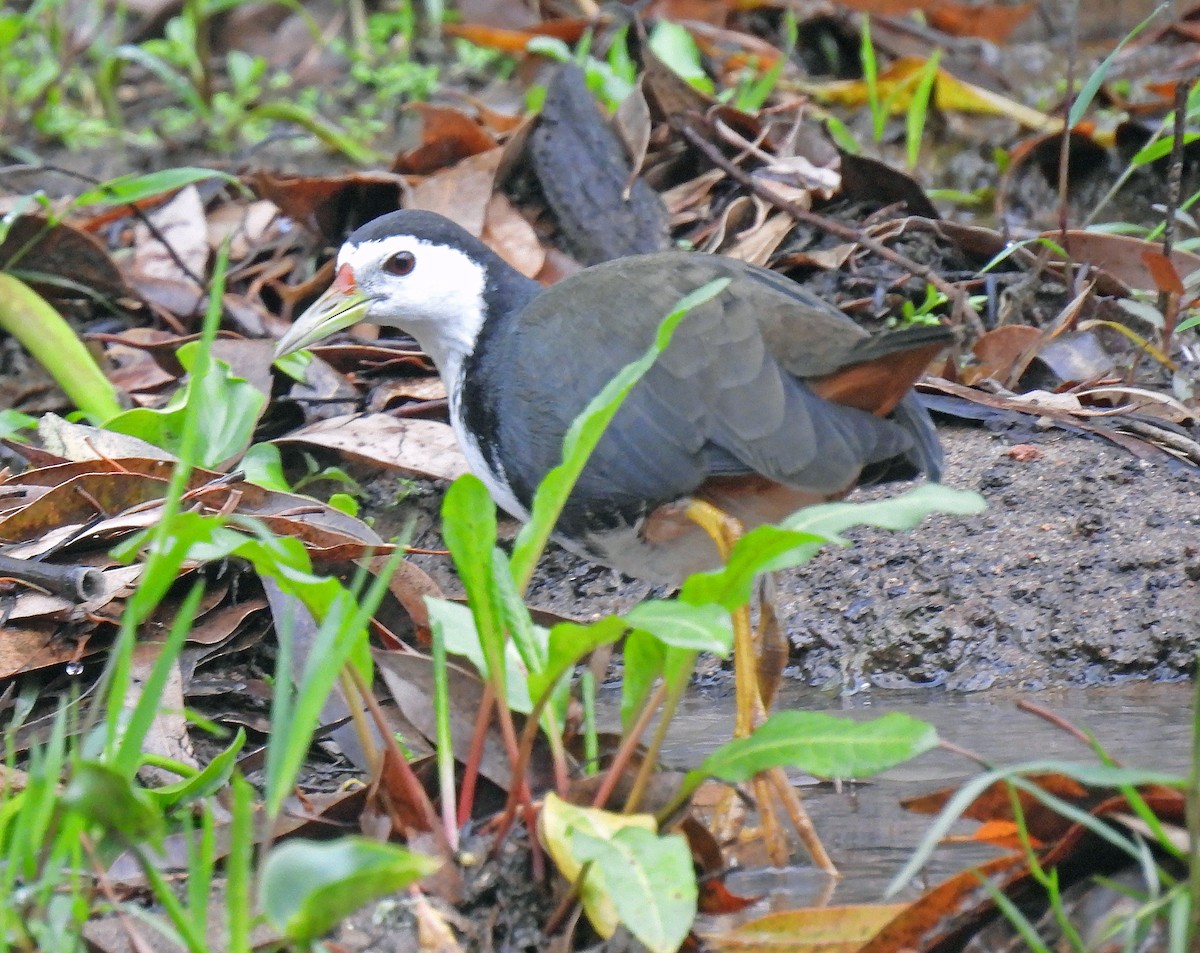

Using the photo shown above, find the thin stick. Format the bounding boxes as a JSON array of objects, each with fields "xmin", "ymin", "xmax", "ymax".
[
  {"xmin": 678, "ymin": 122, "xmax": 983, "ymax": 336},
  {"xmin": 767, "ymin": 767, "xmax": 837, "ymax": 874}
]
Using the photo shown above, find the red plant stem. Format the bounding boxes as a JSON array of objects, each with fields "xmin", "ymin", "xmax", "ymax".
[
  {"xmin": 457, "ymin": 682, "xmax": 495, "ymax": 828},
  {"xmin": 591, "ymin": 680, "xmax": 669, "ymax": 810}
]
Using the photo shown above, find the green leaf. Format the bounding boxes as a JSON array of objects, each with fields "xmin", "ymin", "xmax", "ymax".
[
  {"xmin": 260, "ymin": 837, "xmax": 440, "ymax": 941},
  {"xmin": 104, "ymin": 341, "xmax": 266, "ymax": 468},
  {"xmin": 240, "ymin": 443, "xmax": 291, "ymax": 491},
  {"xmin": 1067, "ymin": 7, "xmax": 1162, "ymax": 129},
  {"xmin": 699, "ymin": 710, "xmax": 938, "ymax": 783},
  {"xmin": 530, "ymin": 615, "xmax": 629, "ymax": 704},
  {"xmin": 425, "ymin": 598, "xmax": 536, "ymax": 714},
  {"xmin": 680, "ymin": 525, "xmax": 829, "ymax": 610},
  {"xmin": 441, "ymin": 476, "xmax": 510, "ymax": 700},
  {"xmin": 623, "ymin": 600, "xmax": 732, "ymax": 654},
  {"xmin": 538, "ymin": 793, "xmax": 659, "ymax": 939},
  {"xmin": 72, "ymin": 167, "xmax": 240, "ymax": 207},
  {"xmin": 782, "ymin": 483, "xmax": 986, "ymax": 537},
  {"xmin": 0, "ymin": 408, "xmax": 36, "ymax": 441},
  {"xmin": 147, "ymin": 729, "xmax": 246, "ymax": 809},
  {"xmin": 0, "ymin": 273, "xmax": 123, "ymax": 423},
  {"xmin": 572, "ymin": 827, "xmax": 697, "ymax": 953},
  {"xmin": 61, "ymin": 762, "xmax": 164, "ymax": 842},
  {"xmin": 648, "ymin": 21, "xmax": 713, "ymax": 94},
  {"xmin": 905, "ymin": 50, "xmax": 940, "ymax": 169},
  {"xmin": 683, "ymin": 485, "xmax": 984, "ymax": 610},
  {"xmin": 620, "ymin": 628, "xmax": 666, "ymax": 732},
  {"xmin": 327, "ymin": 492, "xmax": 358, "ymax": 516},
  {"xmin": 1132, "ymin": 130, "xmax": 1200, "ymax": 166}
]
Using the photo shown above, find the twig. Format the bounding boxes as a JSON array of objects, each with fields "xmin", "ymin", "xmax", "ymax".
[
  {"xmin": 1158, "ymin": 76, "xmax": 1192, "ymax": 352},
  {"xmin": 677, "ymin": 121, "xmax": 984, "ymax": 337},
  {"xmin": 1016, "ymin": 698, "xmax": 1105, "ymax": 754},
  {"xmin": 1056, "ymin": 0, "xmax": 1079, "ymax": 240},
  {"xmin": 0, "ymin": 160, "xmax": 211, "ymax": 293}
]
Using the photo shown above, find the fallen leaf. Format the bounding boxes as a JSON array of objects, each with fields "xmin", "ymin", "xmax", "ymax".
[{"xmin": 275, "ymin": 414, "xmax": 468, "ymax": 482}]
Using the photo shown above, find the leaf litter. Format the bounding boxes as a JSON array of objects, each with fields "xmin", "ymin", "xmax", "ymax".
[{"xmin": 1, "ymin": 0, "xmax": 1198, "ymax": 949}]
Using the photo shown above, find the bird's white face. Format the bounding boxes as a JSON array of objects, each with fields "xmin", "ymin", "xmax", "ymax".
[{"xmin": 274, "ymin": 233, "xmax": 489, "ymax": 375}]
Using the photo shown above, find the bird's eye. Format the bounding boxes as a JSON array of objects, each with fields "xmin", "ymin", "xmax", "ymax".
[{"xmin": 382, "ymin": 250, "xmax": 416, "ymax": 276}]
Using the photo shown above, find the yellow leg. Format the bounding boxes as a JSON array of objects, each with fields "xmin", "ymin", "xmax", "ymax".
[
  {"xmin": 684, "ymin": 499, "xmax": 838, "ymax": 876},
  {"xmin": 684, "ymin": 500, "xmax": 764, "ymax": 738}
]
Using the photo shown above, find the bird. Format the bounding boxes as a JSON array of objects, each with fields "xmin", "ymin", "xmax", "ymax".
[{"xmin": 274, "ymin": 209, "xmax": 952, "ymax": 586}]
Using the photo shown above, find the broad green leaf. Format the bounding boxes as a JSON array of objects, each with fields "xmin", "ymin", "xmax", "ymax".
[
  {"xmin": 530, "ymin": 615, "xmax": 629, "ymax": 705},
  {"xmin": 61, "ymin": 762, "xmax": 164, "ymax": 842},
  {"xmin": 781, "ymin": 483, "xmax": 986, "ymax": 539},
  {"xmin": 572, "ymin": 827, "xmax": 697, "ymax": 953},
  {"xmin": 538, "ymin": 793, "xmax": 658, "ymax": 939},
  {"xmin": 240, "ymin": 443, "xmax": 291, "ymax": 491},
  {"xmin": 260, "ymin": 837, "xmax": 439, "ymax": 941},
  {"xmin": 680, "ymin": 526, "xmax": 829, "ymax": 610},
  {"xmin": 622, "ymin": 600, "xmax": 733, "ymax": 655},
  {"xmin": 699, "ymin": 711, "xmax": 938, "ymax": 783},
  {"xmin": 0, "ymin": 273, "xmax": 123, "ymax": 423},
  {"xmin": 104, "ymin": 341, "xmax": 266, "ymax": 468},
  {"xmin": 683, "ymin": 485, "xmax": 983, "ymax": 610},
  {"xmin": 510, "ymin": 278, "xmax": 730, "ymax": 592}
]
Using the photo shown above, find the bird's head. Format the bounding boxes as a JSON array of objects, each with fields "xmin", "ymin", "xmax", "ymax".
[{"xmin": 274, "ymin": 210, "xmax": 530, "ymax": 368}]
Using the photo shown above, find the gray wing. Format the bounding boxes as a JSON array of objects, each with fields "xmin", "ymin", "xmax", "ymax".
[{"xmin": 488, "ymin": 253, "xmax": 925, "ymax": 521}]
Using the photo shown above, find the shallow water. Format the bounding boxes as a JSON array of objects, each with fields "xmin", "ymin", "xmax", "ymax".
[{"xmin": 620, "ymin": 681, "xmax": 1194, "ymax": 908}]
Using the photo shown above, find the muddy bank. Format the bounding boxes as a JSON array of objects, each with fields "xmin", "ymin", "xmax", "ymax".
[{"xmin": 372, "ymin": 423, "xmax": 1199, "ymax": 692}]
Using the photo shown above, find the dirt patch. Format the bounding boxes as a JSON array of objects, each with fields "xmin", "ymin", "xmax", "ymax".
[{"xmin": 370, "ymin": 423, "xmax": 1199, "ymax": 693}]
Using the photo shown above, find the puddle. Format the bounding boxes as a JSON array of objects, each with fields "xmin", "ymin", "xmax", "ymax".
[{"xmin": 605, "ymin": 681, "xmax": 1194, "ymax": 908}]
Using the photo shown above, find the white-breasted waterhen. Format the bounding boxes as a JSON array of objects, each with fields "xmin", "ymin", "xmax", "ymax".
[{"xmin": 275, "ymin": 209, "xmax": 953, "ymax": 867}]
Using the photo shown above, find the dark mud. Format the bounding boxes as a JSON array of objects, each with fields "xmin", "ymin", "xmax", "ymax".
[{"xmin": 374, "ymin": 423, "xmax": 1199, "ymax": 693}]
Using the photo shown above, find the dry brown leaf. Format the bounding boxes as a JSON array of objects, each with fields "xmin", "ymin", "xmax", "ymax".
[
  {"xmin": 0, "ymin": 215, "xmax": 129, "ymax": 300},
  {"xmin": 1053, "ymin": 230, "xmax": 1200, "ymax": 291},
  {"xmin": 276, "ymin": 414, "xmax": 468, "ymax": 482},
  {"xmin": 126, "ymin": 185, "xmax": 209, "ymax": 310},
  {"xmin": 482, "ymin": 193, "xmax": 546, "ymax": 278},
  {"xmin": 393, "ymin": 103, "xmax": 499, "ymax": 175},
  {"xmin": 407, "ymin": 147, "xmax": 505, "ymax": 236}
]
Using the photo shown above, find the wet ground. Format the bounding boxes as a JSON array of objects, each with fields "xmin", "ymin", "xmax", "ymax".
[
  {"xmin": 388, "ymin": 422, "xmax": 1199, "ymax": 694},
  {"xmin": 657, "ymin": 680, "xmax": 1195, "ymax": 908}
]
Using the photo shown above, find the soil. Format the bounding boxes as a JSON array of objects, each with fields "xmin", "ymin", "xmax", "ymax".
[{"xmin": 372, "ymin": 422, "xmax": 1200, "ymax": 694}]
